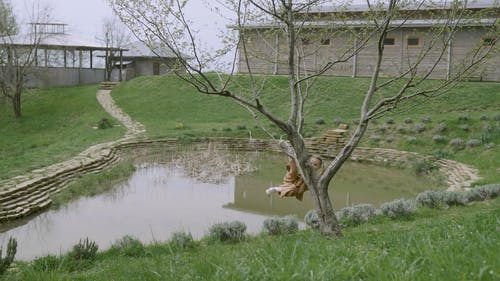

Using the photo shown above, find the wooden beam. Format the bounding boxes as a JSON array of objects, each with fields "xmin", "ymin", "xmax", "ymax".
[
  {"xmin": 119, "ymin": 50, "xmax": 123, "ymax": 81},
  {"xmin": 90, "ymin": 50, "xmax": 93, "ymax": 69}
]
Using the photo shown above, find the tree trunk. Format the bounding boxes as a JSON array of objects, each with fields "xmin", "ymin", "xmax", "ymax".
[
  {"xmin": 12, "ymin": 93, "xmax": 21, "ymax": 118},
  {"xmin": 316, "ymin": 185, "xmax": 342, "ymax": 237}
]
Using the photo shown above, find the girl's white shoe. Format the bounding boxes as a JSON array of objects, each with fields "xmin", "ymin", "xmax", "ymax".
[{"xmin": 265, "ymin": 187, "xmax": 281, "ymax": 195}]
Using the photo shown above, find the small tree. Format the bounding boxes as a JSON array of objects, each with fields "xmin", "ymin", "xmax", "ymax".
[
  {"xmin": 0, "ymin": 3, "xmax": 51, "ymax": 117},
  {"xmin": 98, "ymin": 16, "xmax": 131, "ymax": 81},
  {"xmin": 109, "ymin": 0, "xmax": 498, "ymax": 236}
]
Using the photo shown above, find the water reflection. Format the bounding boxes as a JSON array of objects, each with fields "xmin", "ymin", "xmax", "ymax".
[{"xmin": 0, "ymin": 153, "xmax": 435, "ymax": 261}]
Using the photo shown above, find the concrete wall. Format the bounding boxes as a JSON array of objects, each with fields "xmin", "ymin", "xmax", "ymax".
[
  {"xmin": 239, "ymin": 27, "xmax": 500, "ymax": 81},
  {"xmin": 110, "ymin": 58, "xmax": 181, "ymax": 81},
  {"xmin": 25, "ymin": 67, "xmax": 105, "ymax": 88}
]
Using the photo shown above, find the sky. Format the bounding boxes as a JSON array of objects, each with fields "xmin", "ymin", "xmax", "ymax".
[{"xmin": 11, "ymin": 0, "xmax": 229, "ymax": 47}]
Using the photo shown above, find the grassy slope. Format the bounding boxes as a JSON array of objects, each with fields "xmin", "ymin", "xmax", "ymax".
[
  {"xmin": 0, "ymin": 85, "xmax": 125, "ymax": 180},
  {"xmin": 5, "ymin": 198, "xmax": 499, "ymax": 280},
  {"xmin": 112, "ymin": 75, "xmax": 500, "ymax": 183}
]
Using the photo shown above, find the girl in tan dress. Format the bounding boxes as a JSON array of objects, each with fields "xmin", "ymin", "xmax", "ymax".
[{"xmin": 266, "ymin": 156, "xmax": 323, "ymax": 201}]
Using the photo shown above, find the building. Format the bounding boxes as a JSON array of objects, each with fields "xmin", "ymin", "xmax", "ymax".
[
  {"xmin": 0, "ymin": 23, "xmax": 126, "ymax": 88},
  {"xmin": 109, "ymin": 41, "xmax": 187, "ymax": 81},
  {"xmin": 237, "ymin": 1, "xmax": 499, "ymax": 81}
]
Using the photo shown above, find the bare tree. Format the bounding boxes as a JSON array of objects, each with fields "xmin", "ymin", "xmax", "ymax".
[
  {"xmin": 0, "ymin": 0, "xmax": 17, "ymax": 36},
  {"xmin": 108, "ymin": 0, "xmax": 498, "ymax": 236},
  {"xmin": 98, "ymin": 16, "xmax": 131, "ymax": 81},
  {"xmin": 0, "ymin": 3, "xmax": 51, "ymax": 117}
]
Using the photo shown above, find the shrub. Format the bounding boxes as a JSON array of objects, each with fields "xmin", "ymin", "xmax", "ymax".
[
  {"xmin": 442, "ymin": 191, "xmax": 468, "ymax": 206},
  {"xmin": 97, "ymin": 118, "xmax": 113, "ymax": 129},
  {"xmin": 262, "ymin": 215, "xmax": 299, "ymax": 235},
  {"xmin": 170, "ymin": 231, "xmax": 195, "ymax": 249},
  {"xmin": 222, "ymin": 127, "xmax": 232, "ymax": 132},
  {"xmin": 32, "ymin": 255, "xmax": 60, "ymax": 273},
  {"xmin": 458, "ymin": 114, "xmax": 469, "ymax": 121},
  {"xmin": 479, "ymin": 114, "xmax": 488, "ymax": 121},
  {"xmin": 211, "ymin": 128, "xmax": 218, "ymax": 131},
  {"xmin": 465, "ymin": 189, "xmax": 487, "ymax": 202},
  {"xmin": 174, "ymin": 122, "xmax": 185, "ymax": 130},
  {"xmin": 111, "ymin": 235, "xmax": 145, "ymax": 257},
  {"xmin": 304, "ymin": 132, "xmax": 314, "ymax": 138},
  {"xmin": 432, "ymin": 149, "xmax": 450, "ymax": 159},
  {"xmin": 421, "ymin": 116, "xmax": 432, "ymax": 123},
  {"xmin": 377, "ymin": 125, "xmax": 388, "ymax": 134},
  {"xmin": 449, "ymin": 138, "xmax": 465, "ymax": 149},
  {"xmin": 236, "ymin": 125, "xmax": 246, "ymax": 130},
  {"xmin": 370, "ymin": 135, "xmax": 381, "ymax": 142},
  {"xmin": 414, "ymin": 123, "xmax": 426, "ymax": 133},
  {"xmin": 406, "ymin": 136, "xmax": 418, "ymax": 144},
  {"xmin": 337, "ymin": 204, "xmax": 376, "ymax": 226},
  {"xmin": 0, "ymin": 238, "xmax": 17, "ymax": 276},
  {"xmin": 385, "ymin": 118, "xmax": 394, "ymax": 125},
  {"xmin": 436, "ymin": 122, "xmax": 447, "ymax": 133},
  {"xmin": 473, "ymin": 184, "xmax": 500, "ymax": 200},
  {"xmin": 416, "ymin": 190, "xmax": 445, "ymax": 208},
  {"xmin": 458, "ymin": 124, "xmax": 470, "ymax": 132},
  {"xmin": 397, "ymin": 126, "xmax": 407, "ymax": 134},
  {"xmin": 404, "ymin": 117, "xmax": 413, "ymax": 124},
  {"xmin": 352, "ymin": 119, "xmax": 360, "ymax": 125},
  {"xmin": 315, "ymin": 118, "xmax": 325, "ymax": 125},
  {"xmin": 380, "ymin": 199, "xmax": 416, "ymax": 218},
  {"xmin": 207, "ymin": 221, "xmax": 246, "ymax": 242},
  {"xmin": 411, "ymin": 158, "xmax": 438, "ymax": 175},
  {"xmin": 494, "ymin": 114, "xmax": 500, "ymax": 121},
  {"xmin": 467, "ymin": 139, "xmax": 481, "ymax": 148},
  {"xmin": 66, "ymin": 238, "xmax": 98, "ymax": 271},
  {"xmin": 304, "ymin": 210, "xmax": 320, "ymax": 229},
  {"xmin": 334, "ymin": 118, "xmax": 343, "ymax": 126},
  {"xmin": 386, "ymin": 136, "xmax": 394, "ymax": 143},
  {"xmin": 69, "ymin": 238, "xmax": 98, "ymax": 262},
  {"xmin": 432, "ymin": 134, "xmax": 446, "ymax": 143},
  {"xmin": 480, "ymin": 124, "xmax": 500, "ymax": 144}
]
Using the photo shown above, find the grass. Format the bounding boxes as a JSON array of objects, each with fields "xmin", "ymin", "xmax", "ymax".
[
  {"xmin": 111, "ymin": 75, "xmax": 500, "ymax": 184},
  {"xmin": 49, "ymin": 160, "xmax": 136, "ymax": 208},
  {"xmin": 3, "ymin": 198, "xmax": 499, "ymax": 280},
  {"xmin": 0, "ymin": 85, "xmax": 125, "ymax": 181}
]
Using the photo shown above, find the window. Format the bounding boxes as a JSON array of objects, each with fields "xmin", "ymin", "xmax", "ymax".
[
  {"xmin": 407, "ymin": 37, "xmax": 420, "ymax": 47},
  {"xmin": 321, "ymin": 38, "xmax": 331, "ymax": 45},
  {"xmin": 383, "ymin": 36, "xmax": 396, "ymax": 46},
  {"xmin": 481, "ymin": 37, "xmax": 496, "ymax": 46}
]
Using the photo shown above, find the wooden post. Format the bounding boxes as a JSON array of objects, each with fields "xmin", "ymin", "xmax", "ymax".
[
  {"xmin": 79, "ymin": 50, "xmax": 83, "ymax": 68},
  {"xmin": 90, "ymin": 50, "xmax": 93, "ymax": 69},
  {"xmin": 446, "ymin": 34, "xmax": 452, "ymax": 80},
  {"xmin": 274, "ymin": 32, "xmax": 279, "ymax": 75},
  {"xmin": 44, "ymin": 48, "xmax": 48, "ymax": 67},
  {"xmin": 399, "ymin": 29, "xmax": 404, "ymax": 74},
  {"xmin": 352, "ymin": 36, "xmax": 357, "ymax": 78},
  {"xmin": 63, "ymin": 49, "xmax": 67, "ymax": 68},
  {"xmin": 119, "ymin": 50, "xmax": 123, "ymax": 81}
]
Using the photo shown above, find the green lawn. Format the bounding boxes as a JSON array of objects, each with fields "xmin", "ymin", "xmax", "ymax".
[
  {"xmin": 112, "ymin": 75, "xmax": 500, "ymax": 183},
  {"xmin": 0, "ymin": 85, "xmax": 125, "ymax": 180},
  {"xmin": 4, "ymin": 198, "xmax": 499, "ymax": 280}
]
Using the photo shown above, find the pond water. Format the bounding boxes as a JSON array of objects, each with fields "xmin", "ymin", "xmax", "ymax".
[{"xmin": 0, "ymin": 151, "xmax": 437, "ymax": 261}]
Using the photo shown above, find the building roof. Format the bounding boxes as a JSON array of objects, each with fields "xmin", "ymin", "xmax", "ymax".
[
  {"xmin": 302, "ymin": 0, "xmax": 498, "ymax": 14},
  {"xmin": 0, "ymin": 32, "xmax": 125, "ymax": 51},
  {"xmin": 121, "ymin": 41, "xmax": 187, "ymax": 59},
  {"xmin": 241, "ymin": 17, "xmax": 497, "ymax": 29}
]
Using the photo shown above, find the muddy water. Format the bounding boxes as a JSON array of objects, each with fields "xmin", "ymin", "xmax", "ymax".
[{"xmin": 0, "ymin": 153, "xmax": 437, "ymax": 260}]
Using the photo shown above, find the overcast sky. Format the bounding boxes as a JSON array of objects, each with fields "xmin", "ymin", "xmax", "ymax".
[{"xmin": 11, "ymin": 0, "xmax": 229, "ymax": 47}]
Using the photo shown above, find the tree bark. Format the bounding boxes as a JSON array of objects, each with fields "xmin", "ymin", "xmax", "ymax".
[
  {"xmin": 13, "ymin": 93, "xmax": 21, "ymax": 118},
  {"xmin": 316, "ymin": 186, "xmax": 342, "ymax": 237}
]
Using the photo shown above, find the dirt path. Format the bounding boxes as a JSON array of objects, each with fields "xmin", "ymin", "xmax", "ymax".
[{"xmin": 96, "ymin": 90, "xmax": 145, "ymax": 139}]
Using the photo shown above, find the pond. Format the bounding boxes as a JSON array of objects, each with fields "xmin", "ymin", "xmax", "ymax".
[{"xmin": 0, "ymin": 150, "xmax": 437, "ymax": 260}]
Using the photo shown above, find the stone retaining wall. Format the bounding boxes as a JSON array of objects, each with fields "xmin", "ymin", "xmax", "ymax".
[{"xmin": 0, "ymin": 136, "xmax": 481, "ymax": 224}]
